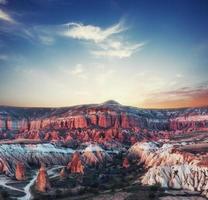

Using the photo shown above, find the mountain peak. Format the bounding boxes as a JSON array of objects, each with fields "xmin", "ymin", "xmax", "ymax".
[{"xmin": 102, "ymin": 100, "xmax": 121, "ymax": 105}]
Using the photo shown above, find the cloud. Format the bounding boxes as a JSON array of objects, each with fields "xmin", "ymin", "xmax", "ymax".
[
  {"xmin": 62, "ymin": 21, "xmax": 125, "ymax": 43},
  {"xmin": 161, "ymin": 84, "xmax": 208, "ymax": 99},
  {"xmin": 0, "ymin": 9, "xmax": 15, "ymax": 23},
  {"xmin": 92, "ymin": 42, "xmax": 145, "ymax": 58},
  {"xmin": 142, "ymin": 82, "xmax": 208, "ymax": 108},
  {"xmin": 0, "ymin": 16, "xmax": 144, "ymax": 58},
  {"xmin": 0, "ymin": 0, "xmax": 7, "ymax": 5},
  {"xmin": 59, "ymin": 20, "xmax": 144, "ymax": 58}
]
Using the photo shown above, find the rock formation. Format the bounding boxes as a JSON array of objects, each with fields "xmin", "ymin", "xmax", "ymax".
[
  {"xmin": 1, "ymin": 103, "xmax": 208, "ymax": 145},
  {"xmin": 60, "ymin": 166, "xmax": 68, "ymax": 178},
  {"xmin": 128, "ymin": 142, "xmax": 208, "ymax": 199},
  {"xmin": 15, "ymin": 162, "xmax": 26, "ymax": 181},
  {"xmin": 82, "ymin": 144, "xmax": 112, "ymax": 166},
  {"xmin": 0, "ymin": 158, "xmax": 10, "ymax": 176},
  {"xmin": 35, "ymin": 165, "xmax": 51, "ymax": 192},
  {"xmin": 142, "ymin": 164, "xmax": 208, "ymax": 195},
  {"xmin": 0, "ymin": 143, "xmax": 72, "ymax": 174},
  {"xmin": 67, "ymin": 152, "xmax": 84, "ymax": 174},
  {"xmin": 74, "ymin": 115, "xmax": 88, "ymax": 128}
]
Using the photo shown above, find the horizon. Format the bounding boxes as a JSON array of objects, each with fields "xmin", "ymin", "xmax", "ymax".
[
  {"xmin": 0, "ymin": 0, "xmax": 208, "ymax": 108},
  {"xmin": 0, "ymin": 99, "xmax": 208, "ymax": 110}
]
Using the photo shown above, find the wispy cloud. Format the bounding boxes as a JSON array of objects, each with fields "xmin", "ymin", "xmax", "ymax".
[
  {"xmin": 60, "ymin": 20, "xmax": 145, "ymax": 58},
  {"xmin": 160, "ymin": 83, "xmax": 208, "ymax": 99},
  {"xmin": 142, "ymin": 82, "xmax": 208, "ymax": 108},
  {"xmin": 92, "ymin": 42, "xmax": 145, "ymax": 58},
  {"xmin": 0, "ymin": 9, "xmax": 15, "ymax": 23},
  {"xmin": 0, "ymin": 14, "xmax": 145, "ymax": 58},
  {"xmin": 62, "ymin": 21, "xmax": 125, "ymax": 43}
]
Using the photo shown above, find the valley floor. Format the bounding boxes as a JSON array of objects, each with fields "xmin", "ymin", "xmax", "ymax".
[{"xmin": 0, "ymin": 132, "xmax": 208, "ymax": 199}]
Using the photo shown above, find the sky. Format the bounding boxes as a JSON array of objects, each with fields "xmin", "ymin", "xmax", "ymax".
[{"xmin": 0, "ymin": 0, "xmax": 208, "ymax": 108}]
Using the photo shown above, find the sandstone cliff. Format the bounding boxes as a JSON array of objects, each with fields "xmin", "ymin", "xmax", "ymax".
[{"xmin": 1, "ymin": 103, "xmax": 208, "ymax": 141}]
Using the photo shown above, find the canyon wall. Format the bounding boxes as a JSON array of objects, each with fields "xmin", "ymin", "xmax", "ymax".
[{"xmin": 0, "ymin": 103, "xmax": 208, "ymax": 141}]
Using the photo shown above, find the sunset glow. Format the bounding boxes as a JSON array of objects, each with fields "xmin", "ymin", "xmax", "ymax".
[{"xmin": 0, "ymin": 0, "xmax": 208, "ymax": 108}]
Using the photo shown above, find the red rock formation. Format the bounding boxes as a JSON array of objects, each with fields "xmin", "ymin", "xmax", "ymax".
[
  {"xmin": 121, "ymin": 113, "xmax": 130, "ymax": 128},
  {"xmin": 44, "ymin": 131, "xmax": 61, "ymax": 141},
  {"xmin": 65, "ymin": 133, "xmax": 73, "ymax": 142},
  {"xmin": 74, "ymin": 115, "xmax": 88, "ymax": 129},
  {"xmin": 15, "ymin": 162, "xmax": 26, "ymax": 181},
  {"xmin": 89, "ymin": 114, "xmax": 97, "ymax": 125},
  {"xmin": 0, "ymin": 161, "xmax": 3, "ymax": 172},
  {"xmin": 1, "ymin": 103, "xmax": 208, "ymax": 144},
  {"xmin": 67, "ymin": 152, "xmax": 84, "ymax": 174},
  {"xmin": 15, "ymin": 130, "xmax": 42, "ymax": 140},
  {"xmin": 114, "ymin": 116, "xmax": 121, "ymax": 128},
  {"xmin": 35, "ymin": 165, "xmax": 51, "ymax": 192},
  {"xmin": 122, "ymin": 158, "xmax": 130, "ymax": 168},
  {"xmin": 0, "ymin": 158, "xmax": 9, "ymax": 175},
  {"xmin": 98, "ymin": 113, "xmax": 112, "ymax": 128}
]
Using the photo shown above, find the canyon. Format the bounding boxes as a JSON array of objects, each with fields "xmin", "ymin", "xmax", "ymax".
[{"xmin": 0, "ymin": 101, "xmax": 208, "ymax": 199}]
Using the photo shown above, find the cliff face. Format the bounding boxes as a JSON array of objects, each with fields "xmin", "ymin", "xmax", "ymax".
[{"xmin": 0, "ymin": 103, "xmax": 208, "ymax": 146}]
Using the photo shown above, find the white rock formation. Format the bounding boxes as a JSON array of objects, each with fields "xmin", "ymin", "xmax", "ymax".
[
  {"xmin": 128, "ymin": 142, "xmax": 208, "ymax": 198},
  {"xmin": 82, "ymin": 144, "xmax": 112, "ymax": 165}
]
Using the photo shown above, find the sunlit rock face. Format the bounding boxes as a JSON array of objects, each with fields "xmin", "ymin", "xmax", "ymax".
[
  {"xmin": 35, "ymin": 165, "xmax": 51, "ymax": 192},
  {"xmin": 67, "ymin": 152, "xmax": 84, "ymax": 174},
  {"xmin": 81, "ymin": 144, "xmax": 112, "ymax": 166},
  {"xmin": 15, "ymin": 162, "xmax": 26, "ymax": 181},
  {"xmin": 0, "ymin": 103, "xmax": 208, "ymax": 143},
  {"xmin": 44, "ymin": 131, "xmax": 62, "ymax": 141},
  {"xmin": 142, "ymin": 164, "xmax": 208, "ymax": 198},
  {"xmin": 128, "ymin": 142, "xmax": 208, "ymax": 199}
]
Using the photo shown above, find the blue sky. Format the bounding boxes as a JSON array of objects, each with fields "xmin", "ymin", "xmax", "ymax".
[{"xmin": 0, "ymin": 0, "xmax": 208, "ymax": 108}]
